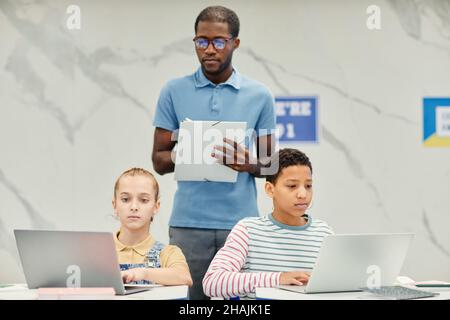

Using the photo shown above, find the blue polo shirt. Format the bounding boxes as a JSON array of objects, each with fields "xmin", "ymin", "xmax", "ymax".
[{"xmin": 153, "ymin": 68, "xmax": 276, "ymax": 230}]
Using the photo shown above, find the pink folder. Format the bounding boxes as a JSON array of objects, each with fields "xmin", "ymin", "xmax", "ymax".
[{"xmin": 37, "ymin": 287, "xmax": 116, "ymax": 299}]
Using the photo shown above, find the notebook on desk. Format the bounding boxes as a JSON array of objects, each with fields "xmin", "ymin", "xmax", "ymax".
[
  {"xmin": 14, "ymin": 230, "xmax": 156, "ymax": 295},
  {"xmin": 278, "ymin": 233, "xmax": 414, "ymax": 294}
]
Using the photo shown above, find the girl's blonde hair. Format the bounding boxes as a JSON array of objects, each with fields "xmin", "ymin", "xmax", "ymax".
[{"xmin": 114, "ymin": 168, "xmax": 160, "ymax": 200}]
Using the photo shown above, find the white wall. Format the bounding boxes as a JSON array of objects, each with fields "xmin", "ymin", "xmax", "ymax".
[{"xmin": 1, "ymin": 0, "xmax": 449, "ymax": 283}]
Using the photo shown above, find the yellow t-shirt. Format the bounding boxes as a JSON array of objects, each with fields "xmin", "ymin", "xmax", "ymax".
[{"xmin": 114, "ymin": 231, "xmax": 188, "ymax": 269}]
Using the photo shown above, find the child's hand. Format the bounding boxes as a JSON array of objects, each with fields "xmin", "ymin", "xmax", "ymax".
[
  {"xmin": 279, "ymin": 271, "xmax": 311, "ymax": 286},
  {"xmin": 121, "ymin": 268, "xmax": 148, "ymax": 283}
]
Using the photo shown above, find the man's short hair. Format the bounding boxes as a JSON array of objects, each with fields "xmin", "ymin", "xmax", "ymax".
[
  {"xmin": 266, "ymin": 148, "xmax": 313, "ymax": 184},
  {"xmin": 195, "ymin": 6, "xmax": 240, "ymax": 38}
]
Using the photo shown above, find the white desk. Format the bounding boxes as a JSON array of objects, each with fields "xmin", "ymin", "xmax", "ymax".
[
  {"xmin": 255, "ymin": 287, "xmax": 450, "ymax": 300},
  {"xmin": 0, "ymin": 284, "xmax": 188, "ymax": 300}
]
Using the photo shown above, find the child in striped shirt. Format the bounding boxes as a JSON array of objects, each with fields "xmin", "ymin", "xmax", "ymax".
[{"xmin": 202, "ymin": 148, "xmax": 333, "ymax": 299}]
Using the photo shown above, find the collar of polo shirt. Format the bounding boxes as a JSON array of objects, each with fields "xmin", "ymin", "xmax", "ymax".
[
  {"xmin": 114, "ymin": 231, "xmax": 155, "ymax": 256},
  {"xmin": 194, "ymin": 67, "xmax": 241, "ymax": 90}
]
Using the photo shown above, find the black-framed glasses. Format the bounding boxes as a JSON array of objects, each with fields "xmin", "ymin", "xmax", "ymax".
[{"xmin": 193, "ymin": 37, "xmax": 234, "ymax": 50}]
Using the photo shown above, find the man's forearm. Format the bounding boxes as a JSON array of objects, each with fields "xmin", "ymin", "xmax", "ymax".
[
  {"xmin": 247, "ymin": 156, "xmax": 272, "ymax": 178},
  {"xmin": 152, "ymin": 150, "xmax": 175, "ymax": 175}
]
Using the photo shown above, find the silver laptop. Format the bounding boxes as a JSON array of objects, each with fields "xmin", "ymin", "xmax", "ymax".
[
  {"xmin": 278, "ymin": 233, "xmax": 414, "ymax": 294},
  {"xmin": 14, "ymin": 230, "xmax": 158, "ymax": 295}
]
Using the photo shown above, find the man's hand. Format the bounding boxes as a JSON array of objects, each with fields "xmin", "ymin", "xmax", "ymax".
[
  {"xmin": 279, "ymin": 271, "xmax": 311, "ymax": 286},
  {"xmin": 121, "ymin": 268, "xmax": 148, "ymax": 283},
  {"xmin": 212, "ymin": 138, "xmax": 257, "ymax": 174}
]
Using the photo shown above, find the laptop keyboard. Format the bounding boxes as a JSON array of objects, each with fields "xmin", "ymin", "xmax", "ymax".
[{"xmin": 361, "ymin": 286, "xmax": 439, "ymax": 300}]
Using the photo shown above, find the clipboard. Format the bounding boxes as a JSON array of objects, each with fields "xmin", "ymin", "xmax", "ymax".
[{"xmin": 174, "ymin": 119, "xmax": 247, "ymax": 182}]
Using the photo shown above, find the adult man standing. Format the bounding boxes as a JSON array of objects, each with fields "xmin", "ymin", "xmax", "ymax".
[{"xmin": 152, "ymin": 6, "xmax": 276, "ymax": 299}]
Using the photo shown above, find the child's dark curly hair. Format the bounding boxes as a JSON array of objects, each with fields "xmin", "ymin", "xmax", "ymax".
[{"xmin": 265, "ymin": 148, "xmax": 312, "ymax": 184}]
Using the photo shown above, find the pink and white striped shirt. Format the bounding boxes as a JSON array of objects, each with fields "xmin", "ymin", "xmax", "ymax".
[{"xmin": 203, "ymin": 214, "xmax": 333, "ymax": 299}]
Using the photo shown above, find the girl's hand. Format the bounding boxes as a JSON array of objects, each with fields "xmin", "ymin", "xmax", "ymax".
[
  {"xmin": 121, "ymin": 268, "xmax": 148, "ymax": 283},
  {"xmin": 279, "ymin": 271, "xmax": 311, "ymax": 286}
]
